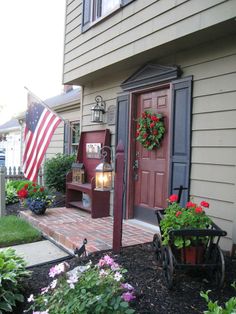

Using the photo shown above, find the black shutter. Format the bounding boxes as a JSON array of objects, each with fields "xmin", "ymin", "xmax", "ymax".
[
  {"xmin": 169, "ymin": 77, "xmax": 192, "ymax": 206},
  {"xmin": 63, "ymin": 121, "xmax": 70, "ymax": 155},
  {"xmin": 116, "ymin": 94, "xmax": 130, "ymax": 215},
  {"xmin": 82, "ymin": 0, "xmax": 91, "ymax": 32}
]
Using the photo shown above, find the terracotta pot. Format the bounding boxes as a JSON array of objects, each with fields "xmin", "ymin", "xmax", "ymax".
[{"xmin": 181, "ymin": 246, "xmax": 205, "ymax": 264}]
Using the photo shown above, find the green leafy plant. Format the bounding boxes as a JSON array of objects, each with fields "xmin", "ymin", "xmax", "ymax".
[
  {"xmin": 160, "ymin": 195, "xmax": 212, "ymax": 249},
  {"xmin": 0, "ymin": 248, "xmax": 31, "ymax": 313},
  {"xmin": 136, "ymin": 110, "xmax": 165, "ymax": 150},
  {"xmin": 201, "ymin": 285, "xmax": 236, "ymax": 313},
  {"xmin": 27, "ymin": 256, "xmax": 135, "ymax": 314},
  {"xmin": 44, "ymin": 153, "xmax": 76, "ymax": 193},
  {"xmin": 5, "ymin": 181, "xmax": 19, "ymax": 205}
]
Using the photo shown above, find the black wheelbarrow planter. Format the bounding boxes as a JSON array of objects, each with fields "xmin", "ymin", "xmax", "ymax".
[{"xmin": 153, "ymin": 190, "xmax": 227, "ymax": 290}]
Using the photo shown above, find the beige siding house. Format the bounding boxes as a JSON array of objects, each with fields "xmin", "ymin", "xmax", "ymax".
[{"xmin": 63, "ymin": 0, "xmax": 236, "ymax": 253}]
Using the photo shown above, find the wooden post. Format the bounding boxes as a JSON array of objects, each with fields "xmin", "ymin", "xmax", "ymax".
[
  {"xmin": 0, "ymin": 166, "xmax": 6, "ymax": 216},
  {"xmin": 112, "ymin": 141, "xmax": 125, "ymax": 253}
]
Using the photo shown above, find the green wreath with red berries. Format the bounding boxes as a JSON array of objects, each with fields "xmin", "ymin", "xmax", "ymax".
[{"xmin": 136, "ymin": 111, "xmax": 165, "ymax": 150}]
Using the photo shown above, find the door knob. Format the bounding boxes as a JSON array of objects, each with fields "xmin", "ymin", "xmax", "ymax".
[{"xmin": 133, "ymin": 159, "xmax": 139, "ymax": 170}]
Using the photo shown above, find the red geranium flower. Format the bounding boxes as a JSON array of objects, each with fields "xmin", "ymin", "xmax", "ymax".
[
  {"xmin": 146, "ymin": 141, "xmax": 150, "ymax": 146},
  {"xmin": 169, "ymin": 194, "xmax": 178, "ymax": 203},
  {"xmin": 33, "ymin": 188, "xmax": 37, "ymax": 193},
  {"xmin": 142, "ymin": 113, "xmax": 146, "ymax": 118},
  {"xmin": 17, "ymin": 188, "xmax": 28, "ymax": 199},
  {"xmin": 40, "ymin": 187, "xmax": 45, "ymax": 192},
  {"xmin": 32, "ymin": 183, "xmax": 36, "ymax": 187},
  {"xmin": 195, "ymin": 206, "xmax": 203, "ymax": 214},
  {"xmin": 137, "ymin": 123, "xmax": 140, "ymax": 129},
  {"xmin": 24, "ymin": 184, "xmax": 29, "ymax": 189},
  {"xmin": 186, "ymin": 201, "xmax": 197, "ymax": 208},
  {"xmin": 150, "ymin": 122, "xmax": 155, "ymax": 128},
  {"xmin": 136, "ymin": 131, "xmax": 140, "ymax": 137},
  {"xmin": 200, "ymin": 201, "xmax": 209, "ymax": 208},
  {"xmin": 176, "ymin": 211, "xmax": 182, "ymax": 217}
]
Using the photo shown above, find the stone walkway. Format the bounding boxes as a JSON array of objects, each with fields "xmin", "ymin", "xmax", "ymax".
[{"xmin": 20, "ymin": 207, "xmax": 156, "ymax": 254}]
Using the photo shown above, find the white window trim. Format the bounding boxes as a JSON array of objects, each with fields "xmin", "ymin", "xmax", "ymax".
[{"xmin": 90, "ymin": 1, "xmax": 121, "ymax": 26}]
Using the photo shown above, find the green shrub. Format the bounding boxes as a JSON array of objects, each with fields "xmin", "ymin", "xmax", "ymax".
[
  {"xmin": 0, "ymin": 248, "xmax": 31, "ymax": 313},
  {"xmin": 201, "ymin": 285, "xmax": 236, "ymax": 314},
  {"xmin": 44, "ymin": 153, "xmax": 76, "ymax": 193},
  {"xmin": 28, "ymin": 256, "xmax": 135, "ymax": 314},
  {"xmin": 5, "ymin": 182, "xmax": 18, "ymax": 205}
]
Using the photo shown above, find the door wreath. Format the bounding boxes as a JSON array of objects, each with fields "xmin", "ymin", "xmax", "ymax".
[{"xmin": 136, "ymin": 111, "xmax": 165, "ymax": 150}]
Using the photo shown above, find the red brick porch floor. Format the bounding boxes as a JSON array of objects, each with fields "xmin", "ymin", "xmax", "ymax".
[{"xmin": 20, "ymin": 207, "xmax": 155, "ymax": 254}]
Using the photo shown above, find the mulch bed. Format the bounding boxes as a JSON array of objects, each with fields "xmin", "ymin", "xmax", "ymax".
[{"xmin": 6, "ymin": 200, "xmax": 236, "ymax": 314}]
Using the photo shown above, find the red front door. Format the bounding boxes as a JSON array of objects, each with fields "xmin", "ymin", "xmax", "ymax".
[{"xmin": 134, "ymin": 88, "xmax": 171, "ymax": 223}]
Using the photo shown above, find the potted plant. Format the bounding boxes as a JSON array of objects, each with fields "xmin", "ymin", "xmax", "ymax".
[
  {"xmin": 160, "ymin": 194, "xmax": 212, "ymax": 264},
  {"xmin": 17, "ymin": 183, "xmax": 54, "ymax": 215}
]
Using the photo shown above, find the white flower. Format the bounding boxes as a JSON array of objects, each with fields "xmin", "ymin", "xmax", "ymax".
[
  {"xmin": 114, "ymin": 272, "xmax": 122, "ymax": 282},
  {"xmin": 50, "ymin": 279, "xmax": 57, "ymax": 289},
  {"xmin": 27, "ymin": 294, "xmax": 34, "ymax": 302},
  {"xmin": 67, "ymin": 273, "xmax": 78, "ymax": 289},
  {"xmin": 99, "ymin": 269, "xmax": 108, "ymax": 277}
]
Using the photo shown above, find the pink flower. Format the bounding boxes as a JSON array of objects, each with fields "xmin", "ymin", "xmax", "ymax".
[
  {"xmin": 121, "ymin": 283, "xmax": 134, "ymax": 291},
  {"xmin": 111, "ymin": 262, "xmax": 120, "ymax": 271},
  {"xmin": 48, "ymin": 262, "xmax": 67, "ymax": 278},
  {"xmin": 97, "ymin": 258, "xmax": 106, "ymax": 267},
  {"xmin": 121, "ymin": 291, "xmax": 136, "ymax": 302},
  {"xmin": 200, "ymin": 201, "xmax": 209, "ymax": 208},
  {"xmin": 169, "ymin": 194, "xmax": 178, "ymax": 203},
  {"xmin": 103, "ymin": 255, "xmax": 114, "ymax": 266}
]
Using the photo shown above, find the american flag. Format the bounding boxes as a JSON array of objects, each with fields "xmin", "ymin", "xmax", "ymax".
[{"xmin": 23, "ymin": 101, "xmax": 62, "ymax": 182}]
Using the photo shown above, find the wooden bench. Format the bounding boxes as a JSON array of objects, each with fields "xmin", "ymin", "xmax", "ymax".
[{"xmin": 65, "ymin": 129, "xmax": 111, "ymax": 218}]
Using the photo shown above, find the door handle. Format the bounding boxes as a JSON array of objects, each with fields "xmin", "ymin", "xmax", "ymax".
[{"xmin": 133, "ymin": 159, "xmax": 139, "ymax": 170}]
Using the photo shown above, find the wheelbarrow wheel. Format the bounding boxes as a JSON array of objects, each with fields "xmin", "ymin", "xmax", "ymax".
[
  {"xmin": 210, "ymin": 244, "xmax": 225, "ymax": 288},
  {"xmin": 153, "ymin": 233, "xmax": 162, "ymax": 264},
  {"xmin": 162, "ymin": 246, "xmax": 174, "ymax": 289}
]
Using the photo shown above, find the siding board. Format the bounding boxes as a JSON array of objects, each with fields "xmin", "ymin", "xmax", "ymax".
[
  {"xmin": 190, "ymin": 180, "xmax": 235, "ymax": 203},
  {"xmin": 191, "ymin": 164, "xmax": 235, "ymax": 184},
  {"xmin": 192, "ymin": 129, "xmax": 236, "ymax": 147},
  {"xmin": 193, "ymin": 91, "xmax": 236, "ymax": 114},
  {"xmin": 192, "ymin": 111, "xmax": 236, "ymax": 130},
  {"xmin": 191, "ymin": 147, "xmax": 236, "ymax": 166}
]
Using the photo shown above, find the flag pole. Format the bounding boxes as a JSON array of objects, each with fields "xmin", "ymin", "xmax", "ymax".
[{"xmin": 24, "ymin": 86, "xmax": 77, "ymax": 133}]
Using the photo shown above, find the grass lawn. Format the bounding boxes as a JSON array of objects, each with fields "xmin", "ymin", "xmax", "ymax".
[{"xmin": 0, "ymin": 215, "xmax": 42, "ymax": 247}]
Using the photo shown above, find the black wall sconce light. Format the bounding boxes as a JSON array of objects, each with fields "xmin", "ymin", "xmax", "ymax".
[{"xmin": 91, "ymin": 95, "xmax": 106, "ymax": 123}]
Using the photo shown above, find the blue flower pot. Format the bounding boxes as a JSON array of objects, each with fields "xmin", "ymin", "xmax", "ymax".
[{"xmin": 27, "ymin": 199, "xmax": 47, "ymax": 215}]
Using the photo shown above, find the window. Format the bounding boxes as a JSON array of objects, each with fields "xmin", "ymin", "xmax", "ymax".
[
  {"xmin": 70, "ymin": 122, "xmax": 80, "ymax": 155},
  {"xmin": 82, "ymin": 0, "xmax": 134, "ymax": 31},
  {"xmin": 64, "ymin": 121, "xmax": 80, "ymax": 155}
]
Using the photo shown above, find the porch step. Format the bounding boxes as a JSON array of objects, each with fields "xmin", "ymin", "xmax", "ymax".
[{"xmin": 20, "ymin": 207, "xmax": 154, "ymax": 254}]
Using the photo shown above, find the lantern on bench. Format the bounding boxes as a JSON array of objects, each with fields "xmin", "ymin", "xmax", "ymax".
[
  {"xmin": 95, "ymin": 146, "xmax": 113, "ymax": 191},
  {"xmin": 72, "ymin": 163, "xmax": 85, "ymax": 184}
]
